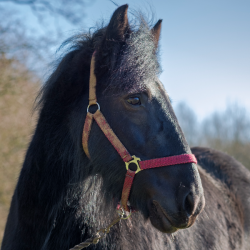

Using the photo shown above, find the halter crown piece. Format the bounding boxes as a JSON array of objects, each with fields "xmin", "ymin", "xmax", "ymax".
[{"xmin": 82, "ymin": 51, "xmax": 197, "ymax": 212}]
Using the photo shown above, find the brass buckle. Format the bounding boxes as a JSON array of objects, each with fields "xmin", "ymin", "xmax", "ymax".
[{"xmin": 125, "ymin": 155, "xmax": 141, "ymax": 174}]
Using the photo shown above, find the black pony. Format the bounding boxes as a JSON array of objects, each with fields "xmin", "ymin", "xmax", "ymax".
[{"xmin": 2, "ymin": 4, "xmax": 250, "ymax": 250}]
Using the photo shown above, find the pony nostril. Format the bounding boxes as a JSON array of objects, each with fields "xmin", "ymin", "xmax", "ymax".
[{"xmin": 184, "ymin": 193, "xmax": 195, "ymax": 216}]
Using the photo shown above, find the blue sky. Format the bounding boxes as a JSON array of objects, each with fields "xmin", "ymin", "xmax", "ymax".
[{"xmin": 2, "ymin": 0, "xmax": 250, "ymax": 120}]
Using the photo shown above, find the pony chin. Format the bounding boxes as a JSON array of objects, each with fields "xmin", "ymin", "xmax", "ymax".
[
  {"xmin": 150, "ymin": 214, "xmax": 178, "ymax": 233},
  {"xmin": 149, "ymin": 202, "xmax": 178, "ymax": 233}
]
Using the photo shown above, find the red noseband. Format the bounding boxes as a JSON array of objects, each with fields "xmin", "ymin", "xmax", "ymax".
[{"xmin": 82, "ymin": 52, "xmax": 197, "ymax": 212}]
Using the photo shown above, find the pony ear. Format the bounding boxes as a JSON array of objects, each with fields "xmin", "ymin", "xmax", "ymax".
[
  {"xmin": 152, "ymin": 19, "xmax": 162, "ymax": 47},
  {"xmin": 105, "ymin": 4, "xmax": 129, "ymax": 41},
  {"xmin": 97, "ymin": 5, "xmax": 129, "ymax": 72}
]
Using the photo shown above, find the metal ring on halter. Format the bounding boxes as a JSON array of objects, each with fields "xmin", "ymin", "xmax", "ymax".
[
  {"xmin": 125, "ymin": 155, "xmax": 141, "ymax": 174},
  {"xmin": 87, "ymin": 102, "xmax": 100, "ymax": 113}
]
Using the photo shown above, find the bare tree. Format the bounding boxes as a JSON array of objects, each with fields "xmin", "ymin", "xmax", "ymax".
[
  {"xmin": 0, "ymin": 0, "xmax": 93, "ymax": 25},
  {"xmin": 0, "ymin": 0, "xmax": 95, "ymax": 73},
  {"xmin": 174, "ymin": 101, "xmax": 199, "ymax": 146},
  {"xmin": 175, "ymin": 101, "xmax": 250, "ymax": 169},
  {"xmin": 201, "ymin": 102, "xmax": 250, "ymax": 169},
  {"xmin": 202, "ymin": 102, "xmax": 250, "ymax": 146},
  {"xmin": 0, "ymin": 8, "xmax": 52, "ymax": 72}
]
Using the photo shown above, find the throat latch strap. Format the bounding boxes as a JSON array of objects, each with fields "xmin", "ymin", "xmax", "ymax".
[{"xmin": 82, "ymin": 52, "xmax": 198, "ymax": 212}]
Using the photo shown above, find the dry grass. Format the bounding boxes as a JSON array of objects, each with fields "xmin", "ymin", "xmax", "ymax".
[
  {"xmin": 0, "ymin": 55, "xmax": 39, "ymax": 242},
  {"xmin": 207, "ymin": 140, "xmax": 250, "ymax": 170}
]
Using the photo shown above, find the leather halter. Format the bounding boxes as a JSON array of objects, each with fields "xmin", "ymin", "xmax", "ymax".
[{"xmin": 82, "ymin": 52, "xmax": 197, "ymax": 212}]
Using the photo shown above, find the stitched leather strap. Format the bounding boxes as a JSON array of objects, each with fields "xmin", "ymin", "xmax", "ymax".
[
  {"xmin": 89, "ymin": 51, "xmax": 97, "ymax": 105},
  {"xmin": 121, "ymin": 170, "xmax": 136, "ymax": 210},
  {"xmin": 82, "ymin": 112, "xmax": 94, "ymax": 159},
  {"xmin": 140, "ymin": 154, "xmax": 197, "ymax": 170},
  {"xmin": 121, "ymin": 154, "xmax": 197, "ymax": 211},
  {"xmin": 82, "ymin": 52, "xmax": 132, "ymax": 162},
  {"xmin": 93, "ymin": 110, "xmax": 133, "ymax": 162},
  {"xmin": 82, "ymin": 110, "xmax": 133, "ymax": 162}
]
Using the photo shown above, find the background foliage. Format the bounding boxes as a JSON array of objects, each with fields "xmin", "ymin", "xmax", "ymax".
[
  {"xmin": 175, "ymin": 102, "xmax": 250, "ymax": 170},
  {"xmin": 0, "ymin": 56, "xmax": 38, "ymax": 241}
]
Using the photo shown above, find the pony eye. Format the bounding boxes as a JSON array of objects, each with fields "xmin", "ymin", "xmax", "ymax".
[{"xmin": 127, "ymin": 97, "xmax": 141, "ymax": 105}]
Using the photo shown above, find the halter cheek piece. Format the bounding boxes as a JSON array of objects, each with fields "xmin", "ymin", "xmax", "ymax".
[{"xmin": 82, "ymin": 52, "xmax": 197, "ymax": 212}]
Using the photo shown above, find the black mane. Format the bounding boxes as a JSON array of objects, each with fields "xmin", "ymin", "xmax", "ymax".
[{"xmin": 31, "ymin": 15, "xmax": 162, "ymax": 248}]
